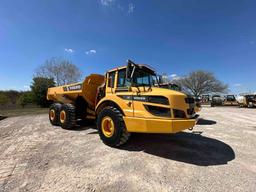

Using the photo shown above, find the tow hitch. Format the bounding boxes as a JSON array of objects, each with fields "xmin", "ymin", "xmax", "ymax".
[{"xmin": 188, "ymin": 114, "xmax": 199, "ymax": 131}]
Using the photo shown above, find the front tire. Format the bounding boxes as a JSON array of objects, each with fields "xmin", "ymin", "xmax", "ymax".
[
  {"xmin": 97, "ymin": 107, "xmax": 130, "ymax": 147},
  {"xmin": 49, "ymin": 103, "xmax": 61, "ymax": 126},
  {"xmin": 59, "ymin": 103, "xmax": 76, "ymax": 129}
]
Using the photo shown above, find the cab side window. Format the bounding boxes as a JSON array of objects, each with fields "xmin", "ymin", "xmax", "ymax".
[
  {"xmin": 117, "ymin": 69, "xmax": 128, "ymax": 87},
  {"xmin": 108, "ymin": 72, "xmax": 115, "ymax": 88}
]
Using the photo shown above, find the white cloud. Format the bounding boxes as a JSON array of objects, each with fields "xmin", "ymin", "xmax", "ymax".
[
  {"xmin": 128, "ymin": 3, "xmax": 135, "ymax": 14},
  {"xmin": 169, "ymin": 74, "xmax": 178, "ymax": 78},
  {"xmin": 234, "ymin": 83, "xmax": 242, "ymax": 87},
  {"xmin": 64, "ymin": 48, "xmax": 75, "ymax": 53},
  {"xmin": 100, "ymin": 0, "xmax": 115, "ymax": 6},
  {"xmin": 169, "ymin": 74, "xmax": 181, "ymax": 80},
  {"xmin": 85, "ymin": 49, "xmax": 97, "ymax": 55},
  {"xmin": 100, "ymin": 1, "xmax": 135, "ymax": 15},
  {"xmin": 23, "ymin": 85, "xmax": 30, "ymax": 90}
]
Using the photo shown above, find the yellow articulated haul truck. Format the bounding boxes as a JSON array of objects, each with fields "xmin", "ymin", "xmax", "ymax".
[{"xmin": 47, "ymin": 60, "xmax": 198, "ymax": 147}]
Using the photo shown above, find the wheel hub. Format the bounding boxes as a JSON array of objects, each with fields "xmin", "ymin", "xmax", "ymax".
[
  {"xmin": 101, "ymin": 116, "xmax": 114, "ymax": 137},
  {"xmin": 60, "ymin": 110, "xmax": 66, "ymax": 124},
  {"xmin": 50, "ymin": 109, "xmax": 55, "ymax": 121}
]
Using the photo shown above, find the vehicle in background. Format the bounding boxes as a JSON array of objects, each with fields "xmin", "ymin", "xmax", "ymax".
[
  {"xmin": 200, "ymin": 94, "xmax": 211, "ymax": 105},
  {"xmin": 210, "ymin": 95, "xmax": 223, "ymax": 107},
  {"xmin": 210, "ymin": 94, "xmax": 239, "ymax": 107},
  {"xmin": 237, "ymin": 94, "xmax": 256, "ymax": 108},
  {"xmin": 223, "ymin": 95, "xmax": 238, "ymax": 106},
  {"xmin": 194, "ymin": 97, "xmax": 202, "ymax": 112}
]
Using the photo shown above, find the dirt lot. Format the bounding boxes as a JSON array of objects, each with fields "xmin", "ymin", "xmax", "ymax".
[
  {"xmin": 0, "ymin": 107, "xmax": 48, "ymax": 118},
  {"xmin": 0, "ymin": 107, "xmax": 255, "ymax": 192}
]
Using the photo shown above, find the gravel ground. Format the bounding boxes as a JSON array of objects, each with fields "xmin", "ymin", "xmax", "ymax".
[{"xmin": 0, "ymin": 107, "xmax": 255, "ymax": 192}]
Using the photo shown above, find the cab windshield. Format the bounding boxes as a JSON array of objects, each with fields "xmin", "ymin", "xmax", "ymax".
[{"xmin": 132, "ymin": 69, "xmax": 158, "ymax": 87}]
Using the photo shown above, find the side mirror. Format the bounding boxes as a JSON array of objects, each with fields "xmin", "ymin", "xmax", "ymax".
[
  {"xmin": 126, "ymin": 63, "xmax": 132, "ymax": 79},
  {"xmin": 126, "ymin": 60, "xmax": 133, "ymax": 79},
  {"xmin": 126, "ymin": 59, "xmax": 138, "ymax": 79}
]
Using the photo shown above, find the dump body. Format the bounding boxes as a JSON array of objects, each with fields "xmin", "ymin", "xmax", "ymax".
[{"xmin": 47, "ymin": 74, "xmax": 104, "ymax": 109}]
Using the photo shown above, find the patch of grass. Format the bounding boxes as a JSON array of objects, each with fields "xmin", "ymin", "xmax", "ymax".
[{"xmin": 0, "ymin": 107, "xmax": 48, "ymax": 118}]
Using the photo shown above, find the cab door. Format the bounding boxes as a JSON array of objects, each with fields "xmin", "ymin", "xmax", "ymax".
[
  {"xmin": 106, "ymin": 71, "xmax": 116, "ymax": 94},
  {"xmin": 130, "ymin": 74, "xmax": 152, "ymax": 118},
  {"xmin": 114, "ymin": 69, "xmax": 134, "ymax": 117}
]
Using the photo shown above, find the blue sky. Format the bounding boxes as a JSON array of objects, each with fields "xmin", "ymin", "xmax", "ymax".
[{"xmin": 0, "ymin": 0, "xmax": 255, "ymax": 93}]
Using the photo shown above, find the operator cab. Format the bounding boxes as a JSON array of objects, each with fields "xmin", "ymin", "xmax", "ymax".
[
  {"xmin": 102, "ymin": 60, "xmax": 197, "ymax": 119},
  {"xmin": 105, "ymin": 60, "xmax": 160, "ymax": 93}
]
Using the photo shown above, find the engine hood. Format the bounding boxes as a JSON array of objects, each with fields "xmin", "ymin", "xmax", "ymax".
[{"xmin": 136, "ymin": 87, "xmax": 187, "ymax": 97}]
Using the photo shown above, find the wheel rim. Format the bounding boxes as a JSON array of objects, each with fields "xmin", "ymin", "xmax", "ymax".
[
  {"xmin": 50, "ymin": 109, "xmax": 55, "ymax": 121},
  {"xmin": 101, "ymin": 116, "xmax": 115, "ymax": 137},
  {"xmin": 60, "ymin": 110, "xmax": 66, "ymax": 124}
]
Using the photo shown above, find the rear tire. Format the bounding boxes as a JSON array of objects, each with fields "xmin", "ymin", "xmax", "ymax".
[
  {"xmin": 59, "ymin": 103, "xmax": 76, "ymax": 129},
  {"xmin": 97, "ymin": 106, "xmax": 130, "ymax": 147},
  {"xmin": 49, "ymin": 103, "xmax": 61, "ymax": 126}
]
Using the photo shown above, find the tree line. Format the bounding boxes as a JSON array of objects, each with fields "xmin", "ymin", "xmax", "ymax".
[
  {"xmin": 0, "ymin": 57, "xmax": 82, "ymax": 109},
  {"xmin": 170, "ymin": 71, "xmax": 228, "ymax": 97}
]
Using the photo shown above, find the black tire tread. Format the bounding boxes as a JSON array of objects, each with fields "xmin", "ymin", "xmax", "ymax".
[
  {"xmin": 97, "ymin": 106, "xmax": 130, "ymax": 147},
  {"xmin": 49, "ymin": 103, "xmax": 62, "ymax": 126},
  {"xmin": 60, "ymin": 103, "xmax": 76, "ymax": 129},
  {"xmin": 110, "ymin": 106, "xmax": 131, "ymax": 146}
]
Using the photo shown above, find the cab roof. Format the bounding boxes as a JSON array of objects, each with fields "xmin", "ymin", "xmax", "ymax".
[{"xmin": 107, "ymin": 64, "xmax": 156, "ymax": 75}]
